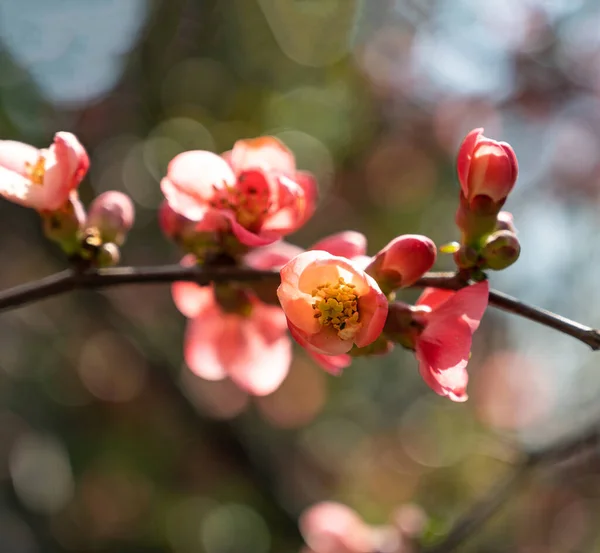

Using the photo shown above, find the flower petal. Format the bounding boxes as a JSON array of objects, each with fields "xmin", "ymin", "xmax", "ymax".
[
  {"xmin": 244, "ymin": 241, "xmax": 304, "ymax": 270},
  {"xmin": 311, "ymin": 231, "xmax": 367, "ymax": 259},
  {"xmin": 184, "ymin": 307, "xmax": 229, "ymax": 381},
  {"xmin": 456, "ymin": 127, "xmax": 483, "ymax": 196},
  {"xmin": 230, "ymin": 136, "xmax": 296, "ymax": 176},
  {"xmin": 226, "ymin": 303, "xmax": 292, "ymax": 396},
  {"xmin": 354, "ymin": 273, "xmax": 389, "ymax": 348},
  {"xmin": 416, "ymin": 318, "xmax": 473, "ymax": 402},
  {"xmin": 163, "ymin": 150, "xmax": 235, "ymax": 220},
  {"xmin": 428, "ymin": 281, "xmax": 489, "ymax": 332}
]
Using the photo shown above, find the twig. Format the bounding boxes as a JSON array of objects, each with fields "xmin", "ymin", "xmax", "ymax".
[
  {"xmin": 419, "ymin": 421, "xmax": 600, "ymax": 553},
  {"xmin": 1, "ymin": 266, "xmax": 598, "ymax": 350},
  {"xmin": 415, "ymin": 273, "xmax": 600, "ymax": 350}
]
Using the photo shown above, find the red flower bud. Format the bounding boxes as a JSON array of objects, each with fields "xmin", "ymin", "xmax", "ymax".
[
  {"xmin": 457, "ymin": 128, "xmax": 518, "ymax": 206},
  {"xmin": 366, "ymin": 234, "xmax": 436, "ymax": 292}
]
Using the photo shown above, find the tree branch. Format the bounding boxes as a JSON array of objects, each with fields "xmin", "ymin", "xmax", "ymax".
[
  {"xmin": 419, "ymin": 419, "xmax": 600, "ymax": 553},
  {"xmin": 0, "ymin": 265, "xmax": 599, "ymax": 349}
]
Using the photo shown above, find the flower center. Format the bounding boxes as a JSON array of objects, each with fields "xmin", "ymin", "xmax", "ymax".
[
  {"xmin": 210, "ymin": 173, "xmax": 272, "ymax": 231},
  {"xmin": 25, "ymin": 155, "xmax": 46, "ymax": 186},
  {"xmin": 312, "ymin": 277, "xmax": 361, "ymax": 340}
]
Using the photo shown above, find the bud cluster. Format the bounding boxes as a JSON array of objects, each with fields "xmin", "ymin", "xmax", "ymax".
[{"xmin": 453, "ymin": 128, "xmax": 520, "ymax": 272}]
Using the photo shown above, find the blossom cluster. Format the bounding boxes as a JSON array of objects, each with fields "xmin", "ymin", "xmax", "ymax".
[{"xmin": 0, "ymin": 129, "xmax": 519, "ymax": 402}]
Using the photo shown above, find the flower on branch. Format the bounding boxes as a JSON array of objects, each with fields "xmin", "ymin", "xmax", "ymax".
[
  {"xmin": 0, "ymin": 132, "xmax": 89, "ymax": 212},
  {"xmin": 161, "ymin": 136, "xmax": 317, "ymax": 248},
  {"xmin": 366, "ymin": 234, "xmax": 437, "ymax": 293},
  {"xmin": 277, "ymin": 251, "xmax": 388, "ymax": 358},
  {"xmin": 173, "ymin": 275, "xmax": 291, "ymax": 396}
]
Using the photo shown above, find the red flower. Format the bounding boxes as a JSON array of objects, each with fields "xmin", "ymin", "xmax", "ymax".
[
  {"xmin": 161, "ymin": 136, "xmax": 317, "ymax": 246},
  {"xmin": 414, "ymin": 281, "xmax": 489, "ymax": 402}
]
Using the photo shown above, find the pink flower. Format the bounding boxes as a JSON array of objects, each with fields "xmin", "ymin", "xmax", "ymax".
[
  {"xmin": 366, "ymin": 235, "xmax": 436, "ymax": 291},
  {"xmin": 278, "ymin": 251, "xmax": 388, "ymax": 356},
  {"xmin": 173, "ymin": 278, "xmax": 291, "ymax": 396},
  {"xmin": 414, "ymin": 281, "xmax": 489, "ymax": 402},
  {"xmin": 299, "ymin": 502, "xmax": 373, "ymax": 553},
  {"xmin": 0, "ymin": 132, "xmax": 89, "ymax": 211},
  {"xmin": 457, "ymin": 128, "xmax": 518, "ymax": 206},
  {"xmin": 161, "ymin": 136, "xmax": 317, "ymax": 247}
]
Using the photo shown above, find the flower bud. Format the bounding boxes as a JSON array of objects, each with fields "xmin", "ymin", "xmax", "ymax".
[
  {"xmin": 87, "ymin": 191, "xmax": 135, "ymax": 246},
  {"xmin": 496, "ymin": 211, "xmax": 517, "ymax": 233},
  {"xmin": 366, "ymin": 235, "xmax": 436, "ymax": 292},
  {"xmin": 41, "ymin": 192, "xmax": 86, "ymax": 255},
  {"xmin": 457, "ymin": 128, "xmax": 518, "ymax": 208},
  {"xmin": 480, "ymin": 230, "xmax": 520, "ymax": 270},
  {"xmin": 453, "ymin": 244, "xmax": 479, "ymax": 269},
  {"xmin": 96, "ymin": 242, "xmax": 121, "ymax": 267}
]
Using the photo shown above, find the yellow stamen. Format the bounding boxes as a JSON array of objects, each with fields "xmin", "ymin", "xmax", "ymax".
[
  {"xmin": 312, "ymin": 277, "xmax": 362, "ymax": 340},
  {"xmin": 25, "ymin": 155, "xmax": 46, "ymax": 186}
]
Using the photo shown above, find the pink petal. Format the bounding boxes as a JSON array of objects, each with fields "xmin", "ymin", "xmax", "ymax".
[
  {"xmin": 172, "ymin": 256, "xmax": 216, "ymax": 318},
  {"xmin": 311, "ymin": 231, "xmax": 367, "ymax": 259},
  {"xmin": 0, "ymin": 166, "xmax": 36, "ymax": 208},
  {"xmin": 244, "ymin": 241, "xmax": 304, "ymax": 270},
  {"xmin": 429, "ymin": 281, "xmax": 489, "ymax": 332},
  {"xmin": 230, "ymin": 136, "xmax": 296, "ymax": 176},
  {"xmin": 184, "ymin": 306, "xmax": 229, "ymax": 381},
  {"xmin": 227, "ymin": 215, "xmax": 282, "ymax": 247},
  {"xmin": 307, "ymin": 350, "xmax": 352, "ymax": 376},
  {"xmin": 161, "ymin": 177, "xmax": 212, "ymax": 221},
  {"xmin": 53, "ymin": 132, "xmax": 89, "ymax": 190},
  {"xmin": 416, "ymin": 287, "xmax": 455, "ymax": 312},
  {"xmin": 163, "ymin": 150, "xmax": 235, "ymax": 220},
  {"xmin": 308, "ymin": 326, "xmax": 354, "ymax": 355},
  {"xmin": 416, "ymin": 318, "xmax": 473, "ymax": 402},
  {"xmin": 294, "ymin": 171, "xmax": 318, "ymax": 227},
  {"xmin": 456, "ymin": 128, "xmax": 483, "ymax": 196},
  {"xmin": 227, "ymin": 304, "xmax": 292, "ymax": 396},
  {"xmin": 300, "ymin": 502, "xmax": 372, "ymax": 553},
  {"xmin": 172, "ymin": 282, "xmax": 215, "ymax": 318},
  {"xmin": 354, "ymin": 273, "xmax": 388, "ymax": 348},
  {"xmin": 0, "ymin": 140, "xmax": 38, "ymax": 175}
]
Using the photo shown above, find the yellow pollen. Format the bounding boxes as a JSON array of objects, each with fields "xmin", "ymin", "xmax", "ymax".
[
  {"xmin": 312, "ymin": 277, "xmax": 362, "ymax": 340},
  {"xmin": 25, "ymin": 155, "xmax": 46, "ymax": 186}
]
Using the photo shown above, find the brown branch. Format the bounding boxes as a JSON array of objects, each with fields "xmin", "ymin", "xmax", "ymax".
[{"xmin": 0, "ymin": 266, "xmax": 599, "ymax": 350}]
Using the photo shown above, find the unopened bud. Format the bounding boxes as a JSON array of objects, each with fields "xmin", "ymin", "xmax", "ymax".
[
  {"xmin": 457, "ymin": 128, "xmax": 518, "ymax": 207},
  {"xmin": 87, "ymin": 191, "xmax": 135, "ymax": 246},
  {"xmin": 480, "ymin": 230, "xmax": 520, "ymax": 270},
  {"xmin": 453, "ymin": 245, "xmax": 479, "ymax": 269},
  {"xmin": 41, "ymin": 192, "xmax": 86, "ymax": 255},
  {"xmin": 96, "ymin": 242, "xmax": 121, "ymax": 267},
  {"xmin": 366, "ymin": 235, "xmax": 436, "ymax": 293},
  {"xmin": 496, "ymin": 211, "xmax": 517, "ymax": 233}
]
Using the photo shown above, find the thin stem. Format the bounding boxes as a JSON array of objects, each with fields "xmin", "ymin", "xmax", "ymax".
[
  {"xmin": 419, "ymin": 420, "xmax": 600, "ymax": 553},
  {"xmin": 0, "ymin": 266, "xmax": 598, "ymax": 350}
]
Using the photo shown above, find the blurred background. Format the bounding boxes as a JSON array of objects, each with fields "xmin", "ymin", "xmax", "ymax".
[{"xmin": 1, "ymin": 0, "xmax": 600, "ymax": 551}]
